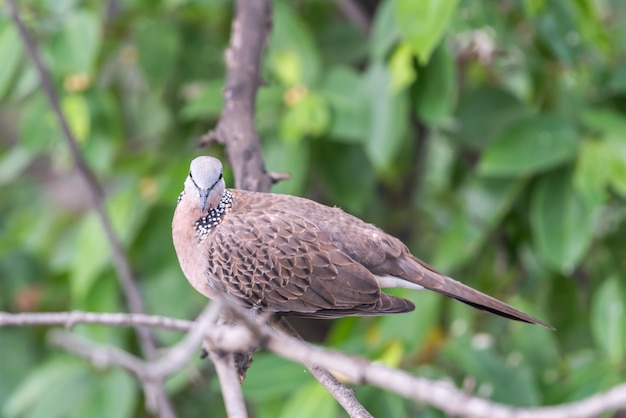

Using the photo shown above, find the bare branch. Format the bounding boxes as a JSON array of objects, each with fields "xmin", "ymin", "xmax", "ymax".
[
  {"xmin": 44, "ymin": 304, "xmax": 218, "ymax": 380},
  {"xmin": 260, "ymin": 324, "xmax": 626, "ymax": 418},
  {"xmin": 47, "ymin": 330, "xmax": 168, "ymax": 412},
  {"xmin": 333, "ymin": 0, "xmax": 371, "ymax": 37},
  {"xmin": 0, "ymin": 311, "xmax": 192, "ymax": 331},
  {"xmin": 4, "ymin": 309, "xmax": 626, "ymax": 418},
  {"xmin": 47, "ymin": 304, "xmax": 219, "ymax": 415},
  {"xmin": 5, "ymin": 2, "xmax": 174, "ymax": 414},
  {"xmin": 49, "ymin": 329, "xmax": 147, "ymax": 376},
  {"xmin": 207, "ymin": 350, "xmax": 249, "ymax": 418},
  {"xmin": 209, "ymin": 0, "xmax": 274, "ymax": 193},
  {"xmin": 268, "ymin": 171, "xmax": 292, "ymax": 184},
  {"xmin": 146, "ymin": 303, "xmax": 220, "ymax": 379},
  {"xmin": 39, "ymin": 305, "xmax": 249, "ymax": 417},
  {"xmin": 272, "ymin": 318, "xmax": 373, "ymax": 418}
]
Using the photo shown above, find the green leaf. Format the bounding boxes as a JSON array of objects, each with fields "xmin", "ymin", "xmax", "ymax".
[
  {"xmin": 264, "ymin": 136, "xmax": 309, "ymax": 196},
  {"xmin": 4, "ymin": 358, "xmax": 137, "ymax": 418},
  {"xmin": 70, "ymin": 212, "xmax": 109, "ymax": 304},
  {"xmin": 388, "ymin": 42, "xmax": 416, "ymax": 93},
  {"xmin": 535, "ymin": 2, "xmax": 580, "ymax": 66},
  {"xmin": 580, "ymin": 108, "xmax": 626, "ymax": 198},
  {"xmin": 0, "ymin": 147, "xmax": 32, "ymax": 187},
  {"xmin": 413, "ymin": 42, "xmax": 456, "ymax": 126},
  {"xmin": 52, "ymin": 10, "xmax": 101, "ymax": 75},
  {"xmin": 366, "ymin": 390, "xmax": 411, "ymax": 418},
  {"xmin": 442, "ymin": 336, "xmax": 539, "ymax": 406},
  {"xmin": 0, "ymin": 329, "xmax": 39, "ymax": 407},
  {"xmin": 62, "ymin": 94, "xmax": 91, "ymax": 142},
  {"xmin": 180, "ymin": 79, "xmax": 225, "ymax": 121},
  {"xmin": 136, "ymin": 19, "xmax": 181, "ymax": 87},
  {"xmin": 73, "ymin": 275, "xmax": 123, "ymax": 344},
  {"xmin": 134, "ymin": 92, "xmax": 172, "ymax": 139},
  {"xmin": 0, "ymin": 24, "xmax": 22, "ymax": 99},
  {"xmin": 242, "ymin": 354, "xmax": 310, "ymax": 402},
  {"xmin": 320, "ymin": 66, "xmax": 368, "ymax": 143},
  {"xmin": 433, "ymin": 177, "xmax": 525, "ymax": 270},
  {"xmin": 605, "ymin": 135, "xmax": 626, "ymax": 198},
  {"xmin": 364, "ymin": 63, "xmax": 409, "ymax": 170},
  {"xmin": 73, "ymin": 368, "xmax": 137, "ymax": 418},
  {"xmin": 478, "ymin": 114, "xmax": 579, "ymax": 177},
  {"xmin": 108, "ymin": 183, "xmax": 150, "ymax": 245},
  {"xmin": 562, "ymin": 355, "xmax": 622, "ymax": 401},
  {"xmin": 69, "ymin": 181, "xmax": 146, "ymax": 306},
  {"xmin": 453, "ymin": 85, "xmax": 527, "ymax": 150},
  {"xmin": 313, "ymin": 144, "xmax": 375, "ymax": 215},
  {"xmin": 3, "ymin": 357, "xmax": 86, "ymax": 417},
  {"xmin": 591, "ymin": 278, "xmax": 625, "ymax": 365},
  {"xmin": 573, "ymin": 140, "xmax": 610, "ymax": 206},
  {"xmin": 280, "ymin": 90, "xmax": 329, "ymax": 142},
  {"xmin": 271, "ymin": 51, "xmax": 303, "ymax": 86},
  {"xmin": 582, "ymin": 108, "xmax": 626, "ymax": 135},
  {"xmin": 20, "ymin": 95, "xmax": 61, "ymax": 153},
  {"xmin": 530, "ymin": 168, "xmax": 596, "ymax": 272},
  {"xmin": 370, "ymin": 0, "xmax": 399, "ymax": 61},
  {"xmin": 396, "ymin": 0, "xmax": 459, "ymax": 64},
  {"xmin": 507, "ymin": 309, "xmax": 560, "ymax": 375},
  {"xmin": 279, "ymin": 382, "xmax": 338, "ymax": 418},
  {"xmin": 377, "ymin": 290, "xmax": 441, "ymax": 352},
  {"xmin": 432, "ymin": 215, "xmax": 482, "ymax": 272},
  {"xmin": 270, "ymin": 1, "xmax": 321, "ymax": 85}
]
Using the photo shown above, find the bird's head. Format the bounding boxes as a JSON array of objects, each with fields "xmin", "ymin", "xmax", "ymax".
[{"xmin": 185, "ymin": 156, "xmax": 226, "ymax": 213}]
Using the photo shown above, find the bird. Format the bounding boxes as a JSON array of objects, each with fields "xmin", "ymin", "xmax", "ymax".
[{"xmin": 172, "ymin": 156, "xmax": 552, "ymax": 329}]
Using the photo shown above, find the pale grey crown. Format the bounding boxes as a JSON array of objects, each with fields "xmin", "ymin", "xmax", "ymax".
[
  {"xmin": 185, "ymin": 156, "xmax": 226, "ymax": 212},
  {"xmin": 187, "ymin": 156, "xmax": 223, "ymax": 188}
]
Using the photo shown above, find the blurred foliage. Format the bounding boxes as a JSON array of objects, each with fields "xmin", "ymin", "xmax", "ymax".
[{"xmin": 1, "ymin": 0, "xmax": 626, "ymax": 416}]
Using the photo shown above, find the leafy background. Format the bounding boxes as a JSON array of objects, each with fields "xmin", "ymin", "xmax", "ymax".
[{"xmin": 1, "ymin": 0, "xmax": 626, "ymax": 416}]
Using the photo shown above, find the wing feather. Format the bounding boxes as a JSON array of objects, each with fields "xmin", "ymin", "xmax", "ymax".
[{"xmin": 205, "ymin": 206, "xmax": 413, "ymax": 317}]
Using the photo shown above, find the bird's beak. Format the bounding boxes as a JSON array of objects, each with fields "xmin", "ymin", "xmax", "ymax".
[{"xmin": 199, "ymin": 189, "xmax": 209, "ymax": 213}]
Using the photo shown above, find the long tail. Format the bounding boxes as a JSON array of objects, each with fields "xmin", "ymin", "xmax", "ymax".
[{"xmin": 406, "ymin": 257, "xmax": 554, "ymax": 329}]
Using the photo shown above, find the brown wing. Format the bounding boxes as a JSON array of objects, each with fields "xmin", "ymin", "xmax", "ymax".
[
  {"xmin": 230, "ymin": 190, "xmax": 552, "ymax": 328},
  {"xmin": 205, "ymin": 208, "xmax": 414, "ymax": 318}
]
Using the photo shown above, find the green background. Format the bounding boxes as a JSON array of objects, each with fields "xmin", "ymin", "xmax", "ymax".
[{"xmin": 1, "ymin": 0, "xmax": 625, "ymax": 416}]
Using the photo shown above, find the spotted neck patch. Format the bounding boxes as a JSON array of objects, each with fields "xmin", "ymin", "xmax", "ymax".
[{"xmin": 194, "ymin": 190, "xmax": 233, "ymax": 242}]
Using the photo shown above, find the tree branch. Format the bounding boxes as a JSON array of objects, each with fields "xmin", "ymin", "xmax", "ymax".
[
  {"xmin": 207, "ymin": 350, "xmax": 249, "ymax": 418},
  {"xmin": 5, "ymin": 3, "xmax": 174, "ymax": 415},
  {"xmin": 205, "ymin": 0, "xmax": 275, "ymax": 193},
  {"xmin": 272, "ymin": 318, "xmax": 373, "ymax": 418},
  {"xmin": 333, "ymin": 0, "xmax": 371, "ymax": 37},
  {"xmin": 0, "ymin": 310, "xmax": 192, "ymax": 331},
  {"xmin": 2, "ymin": 309, "xmax": 626, "ymax": 418},
  {"xmin": 48, "ymin": 304, "xmax": 220, "ymax": 415},
  {"xmin": 203, "ymin": 1, "xmax": 370, "ymax": 413}
]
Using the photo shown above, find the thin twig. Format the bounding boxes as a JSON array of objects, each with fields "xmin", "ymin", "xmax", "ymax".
[
  {"xmin": 48, "ymin": 329, "xmax": 172, "ymax": 411},
  {"xmin": 0, "ymin": 310, "xmax": 193, "ymax": 331},
  {"xmin": 333, "ymin": 0, "xmax": 371, "ymax": 36},
  {"xmin": 259, "ymin": 321, "xmax": 626, "ymax": 418},
  {"xmin": 47, "ymin": 304, "xmax": 218, "ymax": 382},
  {"xmin": 273, "ymin": 318, "xmax": 373, "ymax": 418},
  {"xmin": 49, "ymin": 329, "xmax": 147, "ymax": 376},
  {"xmin": 5, "ymin": 0, "xmax": 152, "ymax": 354},
  {"xmin": 207, "ymin": 350, "xmax": 249, "ymax": 418},
  {"xmin": 208, "ymin": 1, "xmax": 368, "ymax": 413},
  {"xmin": 4, "ymin": 309, "xmax": 626, "ymax": 418},
  {"xmin": 268, "ymin": 171, "xmax": 291, "ymax": 184},
  {"xmin": 145, "ymin": 303, "xmax": 220, "ymax": 379},
  {"xmin": 5, "ymin": 2, "xmax": 174, "ymax": 415}
]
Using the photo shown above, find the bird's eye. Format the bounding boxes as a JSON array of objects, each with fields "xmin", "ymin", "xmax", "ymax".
[
  {"xmin": 218, "ymin": 173, "xmax": 223, "ymax": 180},
  {"xmin": 189, "ymin": 171, "xmax": 193, "ymax": 178}
]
